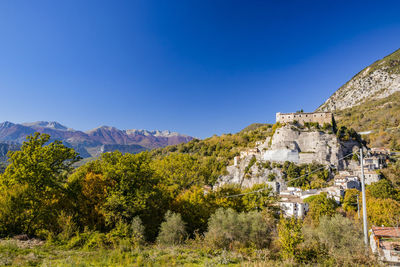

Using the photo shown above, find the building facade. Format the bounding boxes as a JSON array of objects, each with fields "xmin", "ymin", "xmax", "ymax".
[{"xmin": 276, "ymin": 112, "xmax": 333, "ymax": 125}]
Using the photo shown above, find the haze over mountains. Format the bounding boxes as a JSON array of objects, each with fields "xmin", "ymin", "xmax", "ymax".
[{"xmin": 0, "ymin": 121, "xmax": 193, "ymax": 158}]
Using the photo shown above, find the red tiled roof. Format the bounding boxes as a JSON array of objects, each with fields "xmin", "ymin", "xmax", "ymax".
[{"xmin": 372, "ymin": 227, "xmax": 400, "ymax": 238}]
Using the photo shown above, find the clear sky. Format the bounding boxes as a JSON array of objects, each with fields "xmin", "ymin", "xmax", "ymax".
[{"xmin": 1, "ymin": 0, "xmax": 400, "ymax": 138}]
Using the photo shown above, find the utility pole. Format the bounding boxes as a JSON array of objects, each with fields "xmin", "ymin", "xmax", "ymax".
[
  {"xmin": 357, "ymin": 194, "xmax": 360, "ymax": 219},
  {"xmin": 360, "ymin": 147, "xmax": 368, "ymax": 247}
]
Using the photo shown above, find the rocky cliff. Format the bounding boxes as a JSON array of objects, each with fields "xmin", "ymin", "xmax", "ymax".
[
  {"xmin": 217, "ymin": 124, "xmax": 361, "ymax": 189},
  {"xmin": 317, "ymin": 48, "xmax": 400, "ymax": 112}
]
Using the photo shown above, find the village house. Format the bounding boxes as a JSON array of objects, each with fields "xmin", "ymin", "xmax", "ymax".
[
  {"xmin": 370, "ymin": 226, "xmax": 400, "ymax": 265},
  {"xmin": 363, "ymin": 153, "xmax": 388, "ymax": 170},
  {"xmin": 279, "ymin": 195, "xmax": 309, "ymax": 219},
  {"xmin": 276, "ymin": 111, "xmax": 333, "ymax": 125},
  {"xmin": 321, "ymin": 186, "xmax": 344, "ymax": 203},
  {"xmin": 370, "ymin": 147, "xmax": 392, "ymax": 156},
  {"xmin": 353, "ymin": 168, "xmax": 381, "ymax": 184},
  {"xmin": 334, "ymin": 175, "xmax": 361, "ymax": 190}
]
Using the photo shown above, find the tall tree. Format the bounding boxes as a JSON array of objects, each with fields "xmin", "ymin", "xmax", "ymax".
[{"xmin": 0, "ymin": 133, "xmax": 80, "ymax": 236}]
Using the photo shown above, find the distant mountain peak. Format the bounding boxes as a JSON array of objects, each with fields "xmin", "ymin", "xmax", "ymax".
[
  {"xmin": 0, "ymin": 121, "xmax": 15, "ymax": 128},
  {"xmin": 86, "ymin": 125, "xmax": 119, "ymax": 133},
  {"xmin": 22, "ymin": 121, "xmax": 70, "ymax": 131}
]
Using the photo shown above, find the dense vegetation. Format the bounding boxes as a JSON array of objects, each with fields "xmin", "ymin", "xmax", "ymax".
[
  {"xmin": 1, "ymin": 131, "xmax": 399, "ymax": 265},
  {"xmin": 335, "ymin": 91, "xmax": 400, "ymax": 149}
]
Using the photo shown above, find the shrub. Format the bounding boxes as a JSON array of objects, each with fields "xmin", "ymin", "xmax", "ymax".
[
  {"xmin": 106, "ymin": 220, "xmax": 132, "ymax": 248},
  {"xmin": 84, "ymin": 232, "xmax": 108, "ymax": 249},
  {"xmin": 268, "ymin": 173, "xmax": 276, "ymax": 181},
  {"xmin": 130, "ymin": 216, "xmax": 145, "ymax": 247},
  {"xmin": 157, "ymin": 211, "xmax": 186, "ymax": 245},
  {"xmin": 205, "ymin": 208, "xmax": 274, "ymax": 249},
  {"xmin": 244, "ymin": 156, "xmax": 257, "ymax": 174},
  {"xmin": 302, "ymin": 214, "xmax": 370, "ymax": 265}
]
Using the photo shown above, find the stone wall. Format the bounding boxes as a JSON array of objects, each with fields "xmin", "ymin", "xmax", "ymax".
[{"xmin": 276, "ymin": 112, "xmax": 332, "ymax": 125}]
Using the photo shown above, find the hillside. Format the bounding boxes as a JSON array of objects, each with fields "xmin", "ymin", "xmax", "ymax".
[
  {"xmin": 318, "ymin": 48, "xmax": 400, "ymax": 112},
  {"xmin": 315, "ymin": 48, "xmax": 400, "ymax": 148},
  {"xmin": 333, "ymin": 91, "xmax": 400, "ymax": 148}
]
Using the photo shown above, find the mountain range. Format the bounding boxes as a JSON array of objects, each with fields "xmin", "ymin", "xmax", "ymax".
[{"xmin": 0, "ymin": 121, "xmax": 193, "ymax": 159}]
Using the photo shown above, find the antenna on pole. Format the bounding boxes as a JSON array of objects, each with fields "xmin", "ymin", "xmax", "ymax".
[{"xmin": 360, "ymin": 147, "xmax": 369, "ymax": 247}]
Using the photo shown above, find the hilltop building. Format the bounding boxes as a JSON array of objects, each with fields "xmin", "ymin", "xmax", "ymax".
[{"xmin": 276, "ymin": 112, "xmax": 333, "ymax": 125}]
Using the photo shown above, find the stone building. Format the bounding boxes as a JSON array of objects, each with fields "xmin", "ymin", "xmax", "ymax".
[
  {"xmin": 370, "ymin": 227, "xmax": 400, "ymax": 264},
  {"xmin": 334, "ymin": 176, "xmax": 361, "ymax": 190},
  {"xmin": 276, "ymin": 112, "xmax": 333, "ymax": 125}
]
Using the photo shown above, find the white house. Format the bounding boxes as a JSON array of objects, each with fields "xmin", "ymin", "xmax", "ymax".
[{"xmin": 279, "ymin": 195, "xmax": 309, "ymax": 219}]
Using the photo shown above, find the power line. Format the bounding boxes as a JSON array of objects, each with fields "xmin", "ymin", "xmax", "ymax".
[{"xmin": 224, "ymin": 151, "xmax": 355, "ymax": 199}]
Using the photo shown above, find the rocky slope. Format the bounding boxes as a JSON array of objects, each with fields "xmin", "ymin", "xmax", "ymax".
[
  {"xmin": 0, "ymin": 121, "xmax": 193, "ymax": 159},
  {"xmin": 317, "ymin": 48, "xmax": 400, "ymax": 112}
]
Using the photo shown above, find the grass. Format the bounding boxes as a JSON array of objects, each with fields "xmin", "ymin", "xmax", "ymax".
[{"xmin": 0, "ymin": 240, "xmax": 274, "ymax": 266}]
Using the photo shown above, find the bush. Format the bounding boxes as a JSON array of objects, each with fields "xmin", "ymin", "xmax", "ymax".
[
  {"xmin": 157, "ymin": 211, "xmax": 186, "ymax": 245},
  {"xmin": 130, "ymin": 216, "xmax": 145, "ymax": 247},
  {"xmin": 302, "ymin": 214, "xmax": 371, "ymax": 265},
  {"xmin": 205, "ymin": 208, "xmax": 274, "ymax": 249}
]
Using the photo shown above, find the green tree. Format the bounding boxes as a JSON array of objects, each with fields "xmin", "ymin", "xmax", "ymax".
[
  {"xmin": 278, "ymin": 216, "xmax": 304, "ymax": 260},
  {"xmin": 0, "ymin": 133, "xmax": 80, "ymax": 236},
  {"xmin": 152, "ymin": 153, "xmax": 205, "ymax": 198},
  {"xmin": 304, "ymin": 193, "xmax": 338, "ymax": 226},
  {"xmin": 241, "ymin": 184, "xmax": 277, "ymax": 212},
  {"xmin": 302, "ymin": 214, "xmax": 367, "ymax": 265},
  {"xmin": 157, "ymin": 211, "xmax": 187, "ymax": 245},
  {"xmin": 368, "ymin": 179, "xmax": 398, "ymax": 200},
  {"xmin": 342, "ymin": 189, "xmax": 360, "ymax": 213},
  {"xmin": 68, "ymin": 151, "xmax": 168, "ymax": 240},
  {"xmin": 171, "ymin": 186, "xmax": 213, "ymax": 235},
  {"xmin": 367, "ymin": 196, "xmax": 400, "ymax": 226}
]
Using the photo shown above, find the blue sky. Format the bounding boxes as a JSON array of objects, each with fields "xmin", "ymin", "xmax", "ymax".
[{"xmin": 1, "ymin": 0, "xmax": 400, "ymax": 138}]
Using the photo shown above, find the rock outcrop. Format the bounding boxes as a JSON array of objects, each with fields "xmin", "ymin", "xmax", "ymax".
[
  {"xmin": 266, "ymin": 125, "xmax": 359, "ymax": 169},
  {"xmin": 318, "ymin": 48, "xmax": 400, "ymax": 112},
  {"xmin": 217, "ymin": 125, "xmax": 361, "ymax": 189}
]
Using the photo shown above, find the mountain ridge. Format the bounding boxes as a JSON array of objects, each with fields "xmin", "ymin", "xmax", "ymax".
[
  {"xmin": 317, "ymin": 48, "xmax": 400, "ymax": 112},
  {"xmin": 0, "ymin": 121, "xmax": 194, "ymax": 159},
  {"xmin": 316, "ymin": 48, "xmax": 400, "ymax": 148}
]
